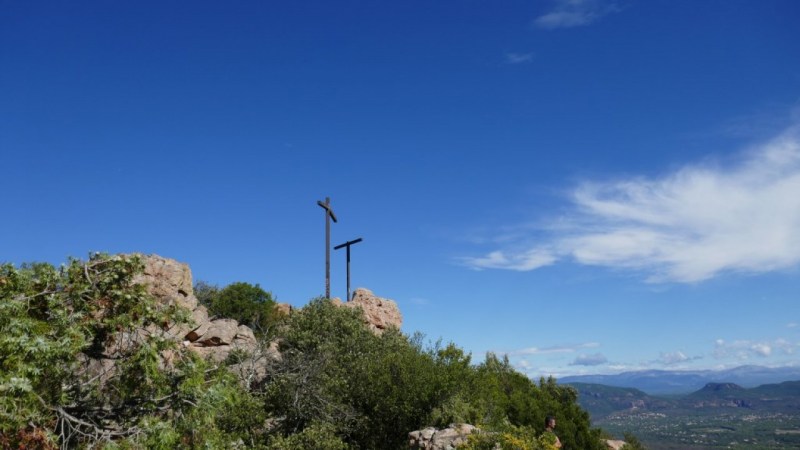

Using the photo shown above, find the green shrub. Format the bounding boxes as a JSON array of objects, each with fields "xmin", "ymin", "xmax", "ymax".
[
  {"xmin": 197, "ymin": 281, "xmax": 279, "ymax": 337},
  {"xmin": 266, "ymin": 422, "xmax": 348, "ymax": 450}
]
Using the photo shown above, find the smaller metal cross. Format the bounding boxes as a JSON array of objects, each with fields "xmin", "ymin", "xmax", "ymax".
[{"xmin": 334, "ymin": 237, "xmax": 362, "ymax": 301}]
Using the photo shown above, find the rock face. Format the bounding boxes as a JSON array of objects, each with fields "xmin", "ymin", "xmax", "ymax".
[
  {"xmin": 132, "ymin": 254, "xmax": 264, "ymax": 363},
  {"xmin": 339, "ymin": 287, "xmax": 402, "ymax": 334},
  {"xmin": 133, "ymin": 254, "xmax": 197, "ymax": 311},
  {"xmin": 605, "ymin": 440, "xmax": 626, "ymax": 450},
  {"xmin": 409, "ymin": 426, "xmax": 629, "ymax": 450},
  {"xmin": 274, "ymin": 302, "xmax": 293, "ymax": 316},
  {"xmin": 408, "ymin": 424, "xmax": 478, "ymax": 450},
  {"xmin": 82, "ymin": 255, "xmax": 401, "ymax": 389},
  {"xmin": 80, "ymin": 254, "xmax": 278, "ymax": 388}
]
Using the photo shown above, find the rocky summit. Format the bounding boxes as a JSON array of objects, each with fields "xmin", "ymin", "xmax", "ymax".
[
  {"xmin": 333, "ymin": 287, "xmax": 403, "ymax": 334},
  {"xmin": 79, "ymin": 254, "xmax": 404, "ymax": 389}
]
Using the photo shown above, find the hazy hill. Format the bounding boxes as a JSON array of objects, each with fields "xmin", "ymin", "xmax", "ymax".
[
  {"xmin": 566, "ymin": 383, "xmax": 673, "ymax": 418},
  {"xmin": 684, "ymin": 380, "xmax": 800, "ymax": 411}
]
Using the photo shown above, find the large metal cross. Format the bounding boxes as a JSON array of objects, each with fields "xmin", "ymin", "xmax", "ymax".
[
  {"xmin": 317, "ymin": 197, "xmax": 337, "ymax": 298},
  {"xmin": 334, "ymin": 237, "xmax": 362, "ymax": 301}
]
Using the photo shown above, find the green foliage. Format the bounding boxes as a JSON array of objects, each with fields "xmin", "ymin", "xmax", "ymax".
[
  {"xmin": 449, "ymin": 354, "xmax": 605, "ymax": 450},
  {"xmin": 263, "ymin": 298, "xmax": 476, "ymax": 449},
  {"xmin": 1, "ymin": 254, "xmax": 172, "ymax": 446},
  {"xmin": 197, "ymin": 281, "xmax": 278, "ymax": 337},
  {"xmin": 266, "ymin": 422, "xmax": 347, "ymax": 450},
  {"xmin": 621, "ymin": 432, "xmax": 648, "ymax": 450},
  {"xmin": 261, "ymin": 298, "xmax": 603, "ymax": 449},
  {"xmin": 193, "ymin": 280, "xmax": 219, "ymax": 309},
  {"xmin": 352, "ymin": 333, "xmax": 474, "ymax": 448},
  {"xmin": 461, "ymin": 424, "xmax": 543, "ymax": 450},
  {"xmin": 0, "ymin": 254, "xmax": 263, "ymax": 449},
  {"xmin": 2, "ymin": 254, "xmax": 608, "ymax": 449},
  {"xmin": 263, "ymin": 298, "xmax": 370, "ymax": 436}
]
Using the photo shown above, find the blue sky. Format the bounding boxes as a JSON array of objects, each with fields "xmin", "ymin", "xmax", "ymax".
[{"xmin": 3, "ymin": 0, "xmax": 800, "ymax": 379}]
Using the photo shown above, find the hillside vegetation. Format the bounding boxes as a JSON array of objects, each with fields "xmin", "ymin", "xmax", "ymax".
[{"xmin": 1, "ymin": 254, "xmax": 608, "ymax": 449}]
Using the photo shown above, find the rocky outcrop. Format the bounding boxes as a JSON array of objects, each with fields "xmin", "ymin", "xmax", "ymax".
[
  {"xmin": 337, "ymin": 288, "xmax": 402, "ymax": 334},
  {"xmin": 133, "ymin": 253, "xmax": 196, "ymax": 311},
  {"xmin": 80, "ymin": 254, "xmax": 278, "ymax": 388},
  {"xmin": 81, "ymin": 255, "xmax": 403, "ymax": 389},
  {"xmin": 408, "ymin": 424, "xmax": 478, "ymax": 450},
  {"xmin": 605, "ymin": 440, "xmax": 626, "ymax": 450},
  {"xmin": 274, "ymin": 302, "xmax": 293, "ymax": 316},
  {"xmin": 132, "ymin": 254, "xmax": 264, "ymax": 363},
  {"xmin": 408, "ymin": 425, "xmax": 629, "ymax": 450}
]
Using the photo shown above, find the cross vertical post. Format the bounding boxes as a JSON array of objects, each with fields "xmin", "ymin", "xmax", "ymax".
[
  {"xmin": 317, "ymin": 197, "xmax": 337, "ymax": 298},
  {"xmin": 334, "ymin": 237, "xmax": 363, "ymax": 301}
]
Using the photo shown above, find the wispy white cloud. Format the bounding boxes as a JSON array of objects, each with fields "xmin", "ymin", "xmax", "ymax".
[
  {"xmin": 508, "ymin": 342, "xmax": 599, "ymax": 356},
  {"xmin": 505, "ymin": 52, "xmax": 534, "ymax": 64},
  {"xmin": 788, "ymin": 322, "xmax": 798, "ymax": 328},
  {"xmin": 460, "ymin": 248, "xmax": 556, "ymax": 271},
  {"xmin": 534, "ymin": 0, "xmax": 620, "ymax": 30},
  {"xmin": 407, "ymin": 297, "xmax": 430, "ymax": 306},
  {"xmin": 775, "ymin": 338, "xmax": 797, "ymax": 355},
  {"xmin": 660, "ymin": 351, "xmax": 689, "ymax": 364},
  {"xmin": 461, "ymin": 124, "xmax": 800, "ymax": 283},
  {"xmin": 570, "ymin": 352, "xmax": 608, "ymax": 366},
  {"xmin": 713, "ymin": 338, "xmax": 799, "ymax": 360},
  {"xmin": 515, "ymin": 359, "xmax": 532, "ymax": 371},
  {"xmin": 657, "ymin": 351, "xmax": 703, "ymax": 365}
]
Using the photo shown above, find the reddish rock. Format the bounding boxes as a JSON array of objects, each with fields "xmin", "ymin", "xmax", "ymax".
[
  {"xmin": 274, "ymin": 302, "xmax": 293, "ymax": 316},
  {"xmin": 132, "ymin": 255, "xmax": 266, "ymax": 369},
  {"xmin": 133, "ymin": 254, "xmax": 198, "ymax": 311},
  {"xmin": 606, "ymin": 440, "xmax": 626, "ymax": 450},
  {"xmin": 408, "ymin": 424, "xmax": 478, "ymax": 450},
  {"xmin": 340, "ymin": 288, "xmax": 402, "ymax": 334},
  {"xmin": 195, "ymin": 319, "xmax": 240, "ymax": 346}
]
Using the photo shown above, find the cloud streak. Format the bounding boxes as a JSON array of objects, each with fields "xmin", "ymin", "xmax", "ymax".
[
  {"xmin": 508, "ymin": 342, "xmax": 599, "ymax": 356},
  {"xmin": 713, "ymin": 338, "xmax": 799, "ymax": 360},
  {"xmin": 534, "ymin": 0, "xmax": 620, "ymax": 30},
  {"xmin": 505, "ymin": 52, "xmax": 534, "ymax": 64},
  {"xmin": 461, "ymin": 249, "xmax": 556, "ymax": 271},
  {"xmin": 462, "ymin": 125, "xmax": 800, "ymax": 283},
  {"xmin": 570, "ymin": 353, "xmax": 608, "ymax": 366},
  {"xmin": 657, "ymin": 351, "xmax": 703, "ymax": 365}
]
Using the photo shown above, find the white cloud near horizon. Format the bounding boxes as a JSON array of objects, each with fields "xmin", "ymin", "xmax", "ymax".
[
  {"xmin": 534, "ymin": 0, "xmax": 620, "ymax": 30},
  {"xmin": 713, "ymin": 338, "xmax": 799, "ymax": 360},
  {"xmin": 461, "ymin": 125, "xmax": 800, "ymax": 283},
  {"xmin": 508, "ymin": 342, "xmax": 599, "ymax": 356},
  {"xmin": 658, "ymin": 351, "xmax": 703, "ymax": 365},
  {"xmin": 570, "ymin": 352, "xmax": 608, "ymax": 366},
  {"xmin": 462, "ymin": 249, "xmax": 556, "ymax": 272}
]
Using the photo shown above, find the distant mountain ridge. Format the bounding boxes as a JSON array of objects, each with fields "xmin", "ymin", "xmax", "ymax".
[
  {"xmin": 567, "ymin": 380, "xmax": 800, "ymax": 422},
  {"xmin": 559, "ymin": 365, "xmax": 800, "ymax": 395}
]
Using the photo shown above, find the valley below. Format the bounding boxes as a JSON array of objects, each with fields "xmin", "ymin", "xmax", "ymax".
[{"xmin": 568, "ymin": 380, "xmax": 800, "ymax": 449}]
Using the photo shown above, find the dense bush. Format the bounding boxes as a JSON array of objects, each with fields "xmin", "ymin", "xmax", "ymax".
[
  {"xmin": 262, "ymin": 298, "xmax": 605, "ymax": 449},
  {"xmin": 0, "ymin": 255, "xmax": 261, "ymax": 449},
  {"xmin": 195, "ymin": 281, "xmax": 279, "ymax": 337}
]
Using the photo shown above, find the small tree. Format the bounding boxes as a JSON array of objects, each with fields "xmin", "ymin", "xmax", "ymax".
[{"xmin": 203, "ymin": 282, "xmax": 278, "ymax": 337}]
